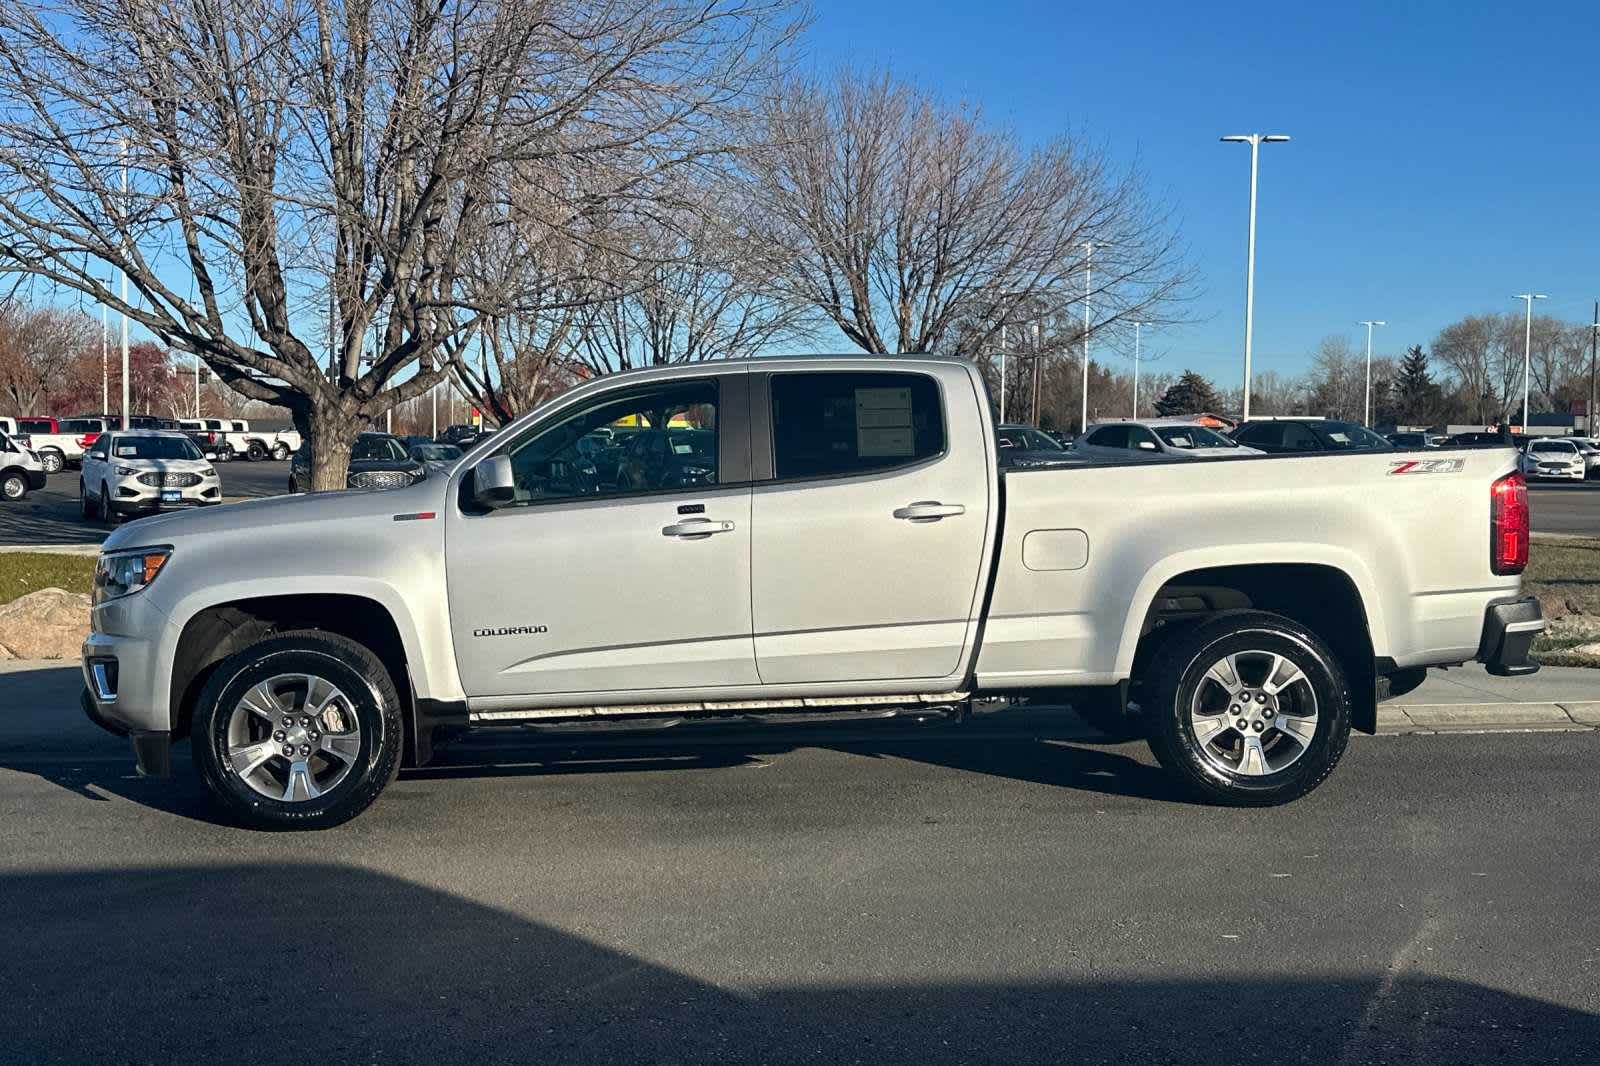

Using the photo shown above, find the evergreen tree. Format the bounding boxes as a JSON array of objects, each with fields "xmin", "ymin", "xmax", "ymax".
[
  {"xmin": 1154, "ymin": 370, "xmax": 1221, "ymax": 416},
  {"xmin": 1394, "ymin": 344, "xmax": 1443, "ymax": 425}
]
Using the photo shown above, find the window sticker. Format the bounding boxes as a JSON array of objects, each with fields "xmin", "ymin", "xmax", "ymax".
[
  {"xmin": 115, "ymin": 446, "xmax": 139, "ymax": 457},
  {"xmin": 855, "ymin": 387, "xmax": 914, "ymax": 457},
  {"xmin": 1327, "ymin": 432, "xmax": 1350, "ymax": 443}
]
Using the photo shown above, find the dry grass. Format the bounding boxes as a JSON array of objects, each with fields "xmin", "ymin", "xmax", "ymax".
[
  {"xmin": 1526, "ymin": 536, "xmax": 1600, "ymax": 668},
  {"xmin": 0, "ymin": 552, "xmax": 96, "ymax": 604}
]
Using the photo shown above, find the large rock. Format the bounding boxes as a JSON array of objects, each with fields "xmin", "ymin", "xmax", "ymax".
[{"xmin": 0, "ymin": 587, "xmax": 92, "ymax": 660}]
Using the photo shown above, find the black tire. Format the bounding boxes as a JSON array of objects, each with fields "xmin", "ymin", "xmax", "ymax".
[
  {"xmin": 99, "ymin": 484, "xmax": 118, "ymax": 526},
  {"xmin": 247, "ymin": 440, "xmax": 267, "ymax": 461},
  {"xmin": 215, "ymin": 444, "xmax": 233, "ymax": 463},
  {"xmin": 1143, "ymin": 610, "xmax": 1351, "ymax": 806},
  {"xmin": 190, "ymin": 630, "xmax": 403, "ymax": 830},
  {"xmin": 40, "ymin": 449, "xmax": 64, "ymax": 474},
  {"xmin": 271, "ymin": 442, "xmax": 291, "ymax": 461},
  {"xmin": 79, "ymin": 479, "xmax": 95, "ymax": 519},
  {"xmin": 1, "ymin": 472, "xmax": 25, "ymax": 501}
]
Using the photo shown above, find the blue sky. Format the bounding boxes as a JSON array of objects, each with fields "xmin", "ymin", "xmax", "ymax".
[{"xmin": 804, "ymin": 0, "xmax": 1600, "ymax": 382}]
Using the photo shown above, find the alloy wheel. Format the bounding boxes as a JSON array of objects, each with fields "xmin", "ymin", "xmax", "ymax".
[
  {"xmin": 224, "ymin": 673, "xmax": 363, "ymax": 802},
  {"xmin": 1188, "ymin": 649, "xmax": 1319, "ymax": 777}
]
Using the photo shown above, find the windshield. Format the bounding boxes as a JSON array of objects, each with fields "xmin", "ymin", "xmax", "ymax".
[
  {"xmin": 352, "ymin": 436, "xmax": 408, "ymax": 462},
  {"xmin": 110, "ymin": 435, "xmax": 203, "ymax": 461},
  {"xmin": 1313, "ymin": 421, "xmax": 1391, "ymax": 450},
  {"xmin": 1155, "ymin": 425, "xmax": 1235, "ymax": 449},
  {"xmin": 411, "ymin": 443, "xmax": 462, "ymax": 462},
  {"xmin": 999, "ymin": 427, "xmax": 1062, "ymax": 451},
  {"xmin": 1531, "ymin": 442, "xmax": 1572, "ymax": 454}
]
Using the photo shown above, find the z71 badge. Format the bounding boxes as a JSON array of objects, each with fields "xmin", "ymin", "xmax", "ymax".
[{"xmin": 1389, "ymin": 458, "xmax": 1465, "ymax": 475}]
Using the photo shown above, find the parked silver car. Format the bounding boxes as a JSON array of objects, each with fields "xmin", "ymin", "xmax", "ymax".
[{"xmin": 1075, "ymin": 419, "xmax": 1262, "ymax": 461}]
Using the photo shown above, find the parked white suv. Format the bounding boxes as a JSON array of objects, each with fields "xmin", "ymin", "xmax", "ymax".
[
  {"xmin": 78, "ymin": 430, "xmax": 221, "ymax": 523},
  {"xmin": 0, "ymin": 428, "xmax": 46, "ymax": 500}
]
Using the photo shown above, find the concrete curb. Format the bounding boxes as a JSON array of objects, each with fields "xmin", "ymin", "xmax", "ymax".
[
  {"xmin": 1376, "ymin": 701, "xmax": 1600, "ymax": 735},
  {"xmin": 0, "ymin": 543, "xmax": 102, "ymax": 555}
]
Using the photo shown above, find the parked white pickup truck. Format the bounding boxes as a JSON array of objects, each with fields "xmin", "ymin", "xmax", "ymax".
[
  {"xmin": 81, "ymin": 356, "xmax": 1544, "ymax": 828},
  {"xmin": 179, "ymin": 418, "xmax": 301, "ymax": 462},
  {"xmin": 15, "ymin": 416, "xmax": 105, "ymax": 473}
]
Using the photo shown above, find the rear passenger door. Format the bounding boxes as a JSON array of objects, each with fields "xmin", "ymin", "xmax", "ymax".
[{"xmin": 749, "ymin": 368, "xmax": 994, "ymax": 686}]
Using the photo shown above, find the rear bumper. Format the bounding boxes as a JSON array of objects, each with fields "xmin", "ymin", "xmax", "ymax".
[{"xmin": 1476, "ymin": 596, "xmax": 1545, "ymax": 677}]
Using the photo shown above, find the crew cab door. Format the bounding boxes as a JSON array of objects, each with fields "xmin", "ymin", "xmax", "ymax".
[
  {"xmin": 749, "ymin": 367, "xmax": 996, "ymax": 685},
  {"xmin": 446, "ymin": 371, "xmax": 759, "ymax": 699}
]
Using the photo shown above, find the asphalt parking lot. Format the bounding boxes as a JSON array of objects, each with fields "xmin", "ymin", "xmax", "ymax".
[
  {"xmin": 3, "ymin": 462, "xmax": 1598, "ymax": 547},
  {"xmin": 1, "ymin": 658, "xmax": 1597, "ymax": 1064}
]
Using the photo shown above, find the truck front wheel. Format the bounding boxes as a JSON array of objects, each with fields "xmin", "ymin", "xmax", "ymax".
[
  {"xmin": 190, "ymin": 630, "xmax": 403, "ymax": 829},
  {"xmin": 1143, "ymin": 611, "xmax": 1351, "ymax": 806}
]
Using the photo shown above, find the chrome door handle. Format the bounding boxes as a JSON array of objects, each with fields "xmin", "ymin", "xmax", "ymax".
[
  {"xmin": 662, "ymin": 518, "xmax": 735, "ymax": 538},
  {"xmin": 893, "ymin": 501, "xmax": 966, "ymax": 521}
]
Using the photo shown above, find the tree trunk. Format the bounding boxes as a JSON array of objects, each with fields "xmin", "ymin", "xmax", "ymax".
[{"xmin": 305, "ymin": 407, "xmax": 362, "ymax": 491}]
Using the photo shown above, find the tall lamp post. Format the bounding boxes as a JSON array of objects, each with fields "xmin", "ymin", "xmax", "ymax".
[
  {"xmin": 1080, "ymin": 242, "xmax": 1093, "ymax": 433},
  {"xmin": 998, "ymin": 323, "xmax": 1009, "ymax": 423},
  {"xmin": 118, "ymin": 138, "xmax": 130, "ymax": 430},
  {"xmin": 1513, "ymin": 293, "xmax": 1547, "ymax": 432},
  {"xmin": 1132, "ymin": 321, "xmax": 1146, "ymax": 418},
  {"xmin": 1359, "ymin": 320, "xmax": 1385, "ymax": 426},
  {"xmin": 1221, "ymin": 133, "xmax": 1290, "ymax": 420}
]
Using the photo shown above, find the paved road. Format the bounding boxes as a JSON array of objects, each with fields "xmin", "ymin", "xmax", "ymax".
[
  {"xmin": 0, "ymin": 461, "xmax": 289, "ymax": 547},
  {"xmin": 2, "ymin": 661, "xmax": 1596, "ymax": 1064},
  {"xmin": 1529, "ymin": 481, "xmax": 1600, "ymax": 537}
]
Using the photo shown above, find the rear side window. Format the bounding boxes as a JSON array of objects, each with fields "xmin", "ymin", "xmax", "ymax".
[
  {"xmin": 1281, "ymin": 424, "xmax": 1321, "ymax": 451},
  {"xmin": 1237, "ymin": 423, "xmax": 1283, "ymax": 447},
  {"xmin": 1089, "ymin": 426, "xmax": 1131, "ymax": 448},
  {"xmin": 19, "ymin": 419, "xmax": 52, "ymax": 434},
  {"xmin": 770, "ymin": 372, "xmax": 944, "ymax": 480}
]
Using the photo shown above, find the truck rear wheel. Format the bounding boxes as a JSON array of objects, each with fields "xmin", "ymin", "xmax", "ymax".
[
  {"xmin": 190, "ymin": 630, "xmax": 403, "ymax": 829},
  {"xmin": 247, "ymin": 440, "xmax": 267, "ymax": 461},
  {"xmin": 1143, "ymin": 611, "xmax": 1351, "ymax": 806}
]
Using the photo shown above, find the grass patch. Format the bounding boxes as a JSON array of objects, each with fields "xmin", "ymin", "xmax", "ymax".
[
  {"xmin": 1526, "ymin": 536, "xmax": 1600, "ymax": 667},
  {"xmin": 0, "ymin": 552, "xmax": 96, "ymax": 604}
]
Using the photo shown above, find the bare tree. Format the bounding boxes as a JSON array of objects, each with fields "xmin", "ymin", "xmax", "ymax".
[
  {"xmin": 0, "ymin": 302, "xmax": 93, "ymax": 413},
  {"xmin": 1432, "ymin": 314, "xmax": 1525, "ymax": 423},
  {"xmin": 741, "ymin": 69, "xmax": 1190, "ymax": 361},
  {"xmin": 0, "ymin": 0, "xmax": 798, "ymax": 486}
]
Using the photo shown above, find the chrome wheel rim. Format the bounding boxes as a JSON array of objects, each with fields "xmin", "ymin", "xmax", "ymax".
[
  {"xmin": 2, "ymin": 476, "xmax": 22, "ymax": 499},
  {"xmin": 225, "ymin": 673, "xmax": 362, "ymax": 802},
  {"xmin": 1188, "ymin": 649, "xmax": 1319, "ymax": 777}
]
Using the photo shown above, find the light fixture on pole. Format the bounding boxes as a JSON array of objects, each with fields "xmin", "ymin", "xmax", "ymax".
[
  {"xmin": 1220, "ymin": 133, "xmax": 1290, "ymax": 421},
  {"xmin": 1080, "ymin": 243, "xmax": 1093, "ymax": 433},
  {"xmin": 1132, "ymin": 322, "xmax": 1147, "ymax": 418},
  {"xmin": 1359, "ymin": 320, "xmax": 1386, "ymax": 426},
  {"xmin": 1513, "ymin": 293, "xmax": 1547, "ymax": 432}
]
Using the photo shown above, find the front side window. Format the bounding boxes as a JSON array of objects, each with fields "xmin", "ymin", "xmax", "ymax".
[
  {"xmin": 770, "ymin": 372, "xmax": 943, "ymax": 480},
  {"xmin": 1156, "ymin": 425, "xmax": 1235, "ymax": 449},
  {"xmin": 502, "ymin": 379, "xmax": 718, "ymax": 503},
  {"xmin": 1089, "ymin": 426, "xmax": 1131, "ymax": 449},
  {"xmin": 1281, "ymin": 424, "xmax": 1321, "ymax": 451},
  {"xmin": 19, "ymin": 419, "xmax": 51, "ymax": 434},
  {"xmin": 1128, "ymin": 426, "xmax": 1161, "ymax": 451},
  {"xmin": 60, "ymin": 419, "xmax": 100, "ymax": 434},
  {"xmin": 1314, "ymin": 421, "xmax": 1389, "ymax": 450}
]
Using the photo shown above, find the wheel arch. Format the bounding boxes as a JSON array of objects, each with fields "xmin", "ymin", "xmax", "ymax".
[
  {"xmin": 167, "ymin": 591, "xmax": 440, "ymax": 765},
  {"xmin": 1120, "ymin": 556, "xmax": 1382, "ymax": 734}
]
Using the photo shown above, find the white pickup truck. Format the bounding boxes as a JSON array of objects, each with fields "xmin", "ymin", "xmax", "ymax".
[
  {"xmin": 179, "ymin": 418, "xmax": 302, "ymax": 462},
  {"xmin": 81, "ymin": 356, "xmax": 1544, "ymax": 828}
]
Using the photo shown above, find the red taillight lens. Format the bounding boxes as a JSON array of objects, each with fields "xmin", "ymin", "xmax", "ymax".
[{"xmin": 1490, "ymin": 471, "xmax": 1528, "ymax": 575}]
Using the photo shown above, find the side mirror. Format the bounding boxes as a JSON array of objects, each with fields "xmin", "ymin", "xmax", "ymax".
[
  {"xmin": 1137, "ymin": 440, "xmax": 1158, "ymax": 451},
  {"xmin": 472, "ymin": 454, "xmax": 516, "ymax": 508}
]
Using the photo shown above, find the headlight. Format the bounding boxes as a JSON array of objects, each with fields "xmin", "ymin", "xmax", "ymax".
[
  {"xmin": 201, "ymin": 467, "xmax": 216, "ymax": 478},
  {"xmin": 93, "ymin": 548, "xmax": 171, "ymax": 605},
  {"xmin": 115, "ymin": 465, "xmax": 140, "ymax": 476}
]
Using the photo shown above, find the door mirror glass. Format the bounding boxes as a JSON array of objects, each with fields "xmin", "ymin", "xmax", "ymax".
[{"xmin": 472, "ymin": 454, "xmax": 516, "ymax": 508}]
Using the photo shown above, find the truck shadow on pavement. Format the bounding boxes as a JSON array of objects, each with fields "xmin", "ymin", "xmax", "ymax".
[{"xmin": 1, "ymin": 862, "xmax": 1593, "ymax": 1065}]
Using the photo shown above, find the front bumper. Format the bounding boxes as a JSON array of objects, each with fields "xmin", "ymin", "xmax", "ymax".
[
  {"xmin": 108, "ymin": 479, "xmax": 222, "ymax": 514},
  {"xmin": 24, "ymin": 469, "xmax": 46, "ymax": 490},
  {"xmin": 1476, "ymin": 596, "xmax": 1545, "ymax": 677}
]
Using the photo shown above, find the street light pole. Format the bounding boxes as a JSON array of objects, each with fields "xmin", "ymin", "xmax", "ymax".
[
  {"xmin": 999, "ymin": 323, "xmax": 1008, "ymax": 423},
  {"xmin": 100, "ymin": 302, "xmax": 108, "ymax": 416},
  {"xmin": 1221, "ymin": 133, "xmax": 1290, "ymax": 421},
  {"xmin": 1132, "ymin": 322, "xmax": 1145, "ymax": 418},
  {"xmin": 1081, "ymin": 242, "xmax": 1093, "ymax": 433},
  {"xmin": 1359, "ymin": 320, "xmax": 1386, "ymax": 426},
  {"xmin": 1513, "ymin": 293, "xmax": 1547, "ymax": 432},
  {"xmin": 118, "ymin": 138, "xmax": 130, "ymax": 431}
]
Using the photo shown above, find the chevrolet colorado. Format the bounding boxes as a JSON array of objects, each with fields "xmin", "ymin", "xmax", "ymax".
[{"xmin": 81, "ymin": 356, "xmax": 1544, "ymax": 828}]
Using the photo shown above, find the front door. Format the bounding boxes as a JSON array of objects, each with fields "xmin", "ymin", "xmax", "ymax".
[{"xmin": 446, "ymin": 373, "xmax": 758, "ymax": 699}]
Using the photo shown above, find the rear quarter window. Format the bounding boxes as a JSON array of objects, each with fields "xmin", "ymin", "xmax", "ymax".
[{"xmin": 769, "ymin": 371, "xmax": 944, "ymax": 480}]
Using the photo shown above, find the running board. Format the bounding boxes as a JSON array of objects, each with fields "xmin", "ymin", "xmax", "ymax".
[{"xmin": 468, "ymin": 691, "xmax": 971, "ymax": 724}]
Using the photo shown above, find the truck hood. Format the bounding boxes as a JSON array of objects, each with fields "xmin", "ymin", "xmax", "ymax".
[{"xmin": 99, "ymin": 474, "xmax": 449, "ymax": 552}]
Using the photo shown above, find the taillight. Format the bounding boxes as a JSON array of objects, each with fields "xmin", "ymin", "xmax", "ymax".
[{"xmin": 1490, "ymin": 471, "xmax": 1528, "ymax": 575}]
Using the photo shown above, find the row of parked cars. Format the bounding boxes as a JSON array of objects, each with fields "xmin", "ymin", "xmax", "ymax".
[{"xmin": 994, "ymin": 414, "xmax": 1599, "ymax": 482}]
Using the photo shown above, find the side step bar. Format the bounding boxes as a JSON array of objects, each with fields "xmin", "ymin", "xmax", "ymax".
[{"xmin": 468, "ymin": 690, "xmax": 971, "ymax": 725}]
